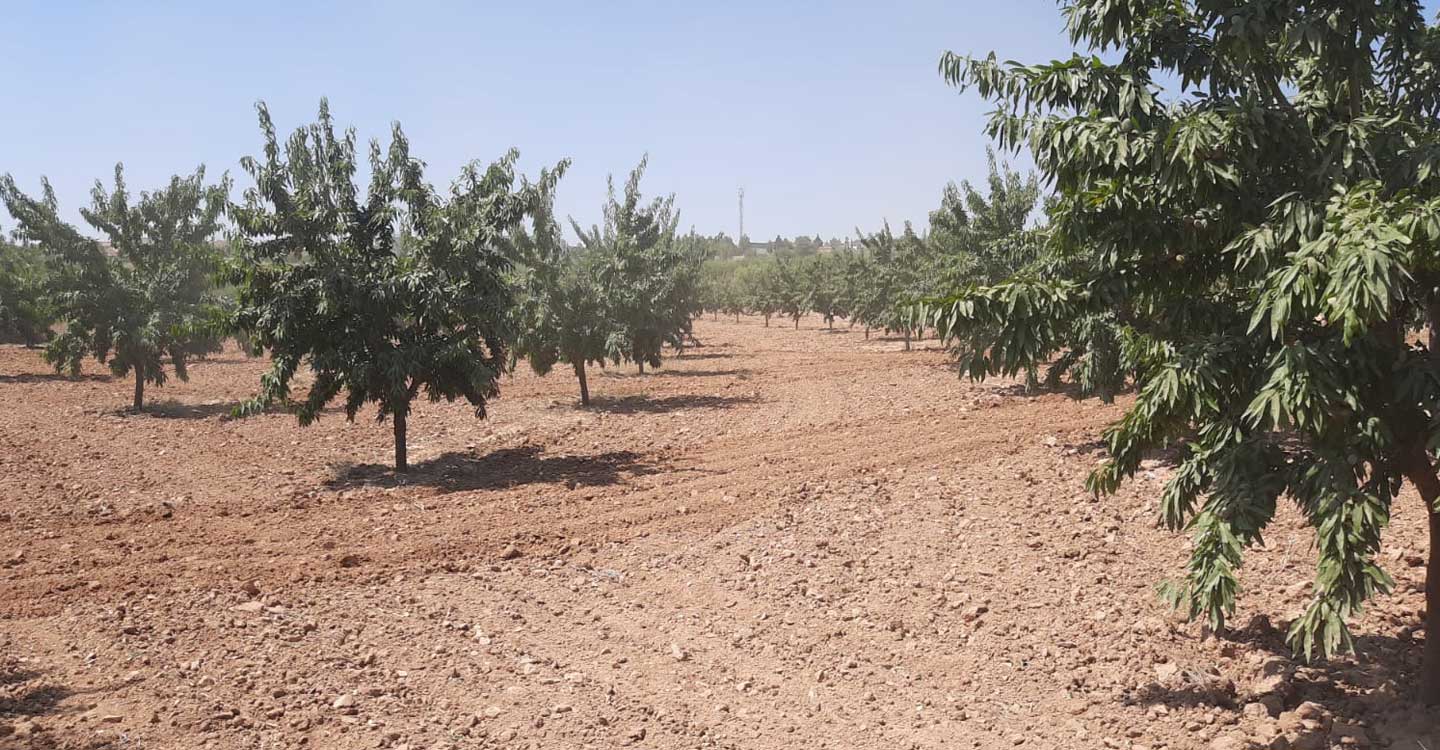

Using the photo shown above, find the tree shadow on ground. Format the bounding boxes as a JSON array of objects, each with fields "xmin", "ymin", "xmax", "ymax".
[
  {"xmin": 675, "ymin": 351, "xmax": 735, "ymax": 361},
  {"xmin": 189, "ymin": 354, "xmax": 262, "ymax": 367},
  {"xmin": 583, "ymin": 393, "xmax": 759, "ymax": 414},
  {"xmin": 0, "ymin": 664, "xmax": 71, "ymax": 721},
  {"xmin": 1127, "ymin": 617, "xmax": 1437, "ymax": 743},
  {"xmin": 638, "ymin": 368, "xmax": 752, "ymax": 379},
  {"xmin": 325, "ymin": 445, "xmax": 659, "ymax": 492},
  {"xmin": 142, "ymin": 399, "xmax": 245, "ymax": 420},
  {"xmin": 0, "ymin": 372, "xmax": 111, "ymax": 384}
]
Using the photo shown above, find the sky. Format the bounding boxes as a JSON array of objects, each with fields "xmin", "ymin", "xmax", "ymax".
[{"xmin": 0, "ymin": 1, "xmax": 1080, "ymax": 242}]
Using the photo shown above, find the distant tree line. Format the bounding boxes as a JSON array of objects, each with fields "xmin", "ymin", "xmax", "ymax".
[{"xmin": 698, "ymin": 151, "xmax": 1045, "ymax": 345}]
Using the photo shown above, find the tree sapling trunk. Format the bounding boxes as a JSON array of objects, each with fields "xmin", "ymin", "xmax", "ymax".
[
  {"xmin": 393, "ymin": 409, "xmax": 408, "ymax": 472},
  {"xmin": 1426, "ymin": 510, "xmax": 1440, "ymax": 703},
  {"xmin": 132, "ymin": 362, "xmax": 145, "ymax": 412},
  {"xmin": 574, "ymin": 360, "xmax": 590, "ymax": 406}
]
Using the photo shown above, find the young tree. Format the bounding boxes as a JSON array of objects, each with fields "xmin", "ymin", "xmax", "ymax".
[
  {"xmin": 0, "ymin": 167, "xmax": 229, "ymax": 410},
  {"xmin": 770, "ymin": 257, "xmax": 810, "ymax": 329},
  {"xmin": 230, "ymin": 101, "xmax": 551, "ymax": 471},
  {"xmin": 808, "ymin": 253, "xmax": 847, "ymax": 329},
  {"xmin": 573, "ymin": 157, "xmax": 699, "ymax": 373},
  {"xmin": 739, "ymin": 260, "xmax": 779, "ymax": 327},
  {"xmin": 511, "ymin": 162, "xmax": 616, "ymax": 407},
  {"xmin": 936, "ymin": 0, "xmax": 1440, "ymax": 700},
  {"xmin": 929, "ymin": 150, "xmax": 1047, "ymax": 288}
]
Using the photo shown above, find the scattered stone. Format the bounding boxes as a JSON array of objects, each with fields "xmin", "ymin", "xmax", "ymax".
[
  {"xmin": 499, "ymin": 545, "xmax": 522, "ymax": 561},
  {"xmin": 1329, "ymin": 721, "xmax": 1369, "ymax": 747},
  {"xmin": 1209, "ymin": 731, "xmax": 1253, "ymax": 750}
]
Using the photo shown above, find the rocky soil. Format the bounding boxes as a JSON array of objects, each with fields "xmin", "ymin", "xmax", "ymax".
[{"xmin": 0, "ymin": 317, "xmax": 1435, "ymax": 749}]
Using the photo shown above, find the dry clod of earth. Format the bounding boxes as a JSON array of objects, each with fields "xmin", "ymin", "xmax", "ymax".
[{"xmin": 0, "ymin": 317, "xmax": 1438, "ymax": 749}]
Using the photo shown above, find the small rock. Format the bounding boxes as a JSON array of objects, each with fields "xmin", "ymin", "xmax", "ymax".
[
  {"xmin": 1329, "ymin": 721, "xmax": 1369, "ymax": 747},
  {"xmin": 332, "ymin": 694, "xmax": 356, "ymax": 710},
  {"xmin": 1209, "ymin": 732, "xmax": 1253, "ymax": 750},
  {"xmin": 499, "ymin": 545, "xmax": 522, "ymax": 561}
]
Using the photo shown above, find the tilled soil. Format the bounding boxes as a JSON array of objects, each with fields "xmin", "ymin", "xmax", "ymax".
[{"xmin": 0, "ymin": 317, "xmax": 1435, "ymax": 749}]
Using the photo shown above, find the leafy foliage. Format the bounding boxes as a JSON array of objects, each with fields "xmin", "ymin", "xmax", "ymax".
[
  {"xmin": 0, "ymin": 233, "xmax": 54, "ymax": 347},
  {"xmin": 933, "ymin": 0, "xmax": 1440, "ymax": 696},
  {"xmin": 572, "ymin": 157, "xmax": 703, "ymax": 372},
  {"xmin": 0, "ymin": 166, "xmax": 229, "ymax": 409},
  {"xmin": 229, "ymin": 101, "xmax": 552, "ymax": 471},
  {"xmin": 510, "ymin": 161, "xmax": 617, "ymax": 406}
]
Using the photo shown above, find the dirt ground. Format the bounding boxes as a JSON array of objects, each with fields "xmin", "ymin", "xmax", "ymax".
[{"xmin": 0, "ymin": 316, "xmax": 1436, "ymax": 749}]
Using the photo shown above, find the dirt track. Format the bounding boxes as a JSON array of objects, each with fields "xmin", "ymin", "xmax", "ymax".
[{"xmin": 0, "ymin": 317, "xmax": 1436, "ymax": 749}]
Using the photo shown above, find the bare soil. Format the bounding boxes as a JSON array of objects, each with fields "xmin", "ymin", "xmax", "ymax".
[{"xmin": 0, "ymin": 317, "xmax": 1435, "ymax": 749}]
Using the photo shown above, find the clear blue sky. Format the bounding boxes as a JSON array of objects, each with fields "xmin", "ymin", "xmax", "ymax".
[{"xmin": 1, "ymin": 1, "xmax": 1077, "ymax": 242}]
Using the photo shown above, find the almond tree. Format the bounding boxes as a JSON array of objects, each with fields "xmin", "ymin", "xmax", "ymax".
[
  {"xmin": 934, "ymin": 0, "xmax": 1440, "ymax": 700},
  {"xmin": 511, "ymin": 161, "xmax": 615, "ymax": 406},
  {"xmin": 770, "ymin": 256, "xmax": 810, "ymax": 330},
  {"xmin": 230, "ymin": 101, "xmax": 552, "ymax": 471},
  {"xmin": 0, "ymin": 167, "xmax": 228, "ymax": 409},
  {"xmin": 572, "ymin": 157, "xmax": 699, "ymax": 373},
  {"xmin": 739, "ymin": 260, "xmax": 780, "ymax": 327}
]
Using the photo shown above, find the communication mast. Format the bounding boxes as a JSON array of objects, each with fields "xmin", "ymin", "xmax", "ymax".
[{"xmin": 738, "ymin": 187, "xmax": 745, "ymax": 255}]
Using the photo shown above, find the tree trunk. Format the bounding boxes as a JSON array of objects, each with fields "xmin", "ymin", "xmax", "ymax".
[
  {"xmin": 735, "ymin": 313, "xmax": 740, "ymax": 323},
  {"xmin": 1403, "ymin": 438, "xmax": 1440, "ymax": 703},
  {"xmin": 638, "ymin": 360, "xmax": 644, "ymax": 375},
  {"xmin": 132, "ymin": 363, "xmax": 145, "ymax": 411},
  {"xmin": 764, "ymin": 314, "xmax": 770, "ymax": 328},
  {"xmin": 1426, "ymin": 511, "xmax": 1440, "ymax": 704},
  {"xmin": 904, "ymin": 332, "xmax": 911, "ymax": 351},
  {"xmin": 393, "ymin": 410, "xmax": 408, "ymax": 472},
  {"xmin": 574, "ymin": 360, "xmax": 590, "ymax": 406},
  {"xmin": 865, "ymin": 326, "xmax": 870, "ymax": 339},
  {"xmin": 1421, "ymin": 303, "xmax": 1440, "ymax": 703},
  {"xmin": 1408, "ymin": 464, "xmax": 1440, "ymax": 704},
  {"xmin": 793, "ymin": 317, "xmax": 799, "ymax": 330}
]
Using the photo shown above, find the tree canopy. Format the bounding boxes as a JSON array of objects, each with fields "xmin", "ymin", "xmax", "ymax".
[
  {"xmin": 572, "ymin": 157, "xmax": 702, "ymax": 373},
  {"xmin": 0, "ymin": 166, "xmax": 229, "ymax": 410},
  {"xmin": 230, "ymin": 101, "xmax": 554, "ymax": 471},
  {"xmin": 935, "ymin": 0, "xmax": 1440, "ymax": 700},
  {"xmin": 510, "ymin": 161, "xmax": 615, "ymax": 406}
]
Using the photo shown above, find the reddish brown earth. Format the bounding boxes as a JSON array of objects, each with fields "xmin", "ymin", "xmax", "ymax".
[{"xmin": 0, "ymin": 317, "xmax": 1436, "ymax": 749}]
